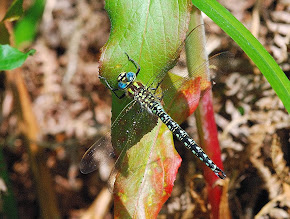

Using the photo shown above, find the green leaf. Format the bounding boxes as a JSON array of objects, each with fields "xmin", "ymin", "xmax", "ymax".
[
  {"xmin": 14, "ymin": 0, "xmax": 45, "ymax": 48},
  {"xmin": 0, "ymin": 44, "xmax": 35, "ymax": 70},
  {"xmin": 100, "ymin": 0, "xmax": 192, "ymax": 216},
  {"xmin": 192, "ymin": 0, "xmax": 290, "ymax": 113},
  {"xmin": 2, "ymin": 0, "xmax": 23, "ymax": 22},
  {"xmin": 103, "ymin": 0, "xmax": 193, "ymax": 153},
  {"xmin": 101, "ymin": 0, "xmax": 192, "ymax": 118}
]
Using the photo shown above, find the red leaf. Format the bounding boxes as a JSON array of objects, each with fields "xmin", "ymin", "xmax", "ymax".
[
  {"xmin": 113, "ymin": 122, "xmax": 181, "ymax": 218},
  {"xmin": 163, "ymin": 74, "xmax": 203, "ymax": 124}
]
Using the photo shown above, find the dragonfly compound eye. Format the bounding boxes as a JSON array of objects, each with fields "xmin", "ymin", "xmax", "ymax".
[
  {"xmin": 126, "ymin": 72, "xmax": 135, "ymax": 82},
  {"xmin": 118, "ymin": 81, "xmax": 127, "ymax": 89}
]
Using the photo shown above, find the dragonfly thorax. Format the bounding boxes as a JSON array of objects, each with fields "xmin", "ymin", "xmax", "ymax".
[{"xmin": 117, "ymin": 71, "xmax": 136, "ymax": 89}]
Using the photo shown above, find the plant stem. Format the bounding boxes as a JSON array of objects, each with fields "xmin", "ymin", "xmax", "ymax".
[
  {"xmin": 186, "ymin": 7, "xmax": 228, "ymax": 218},
  {"xmin": 6, "ymin": 70, "xmax": 61, "ymax": 219}
]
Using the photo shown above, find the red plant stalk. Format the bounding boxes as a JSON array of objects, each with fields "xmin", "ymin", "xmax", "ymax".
[
  {"xmin": 186, "ymin": 7, "xmax": 226, "ymax": 218},
  {"xmin": 195, "ymin": 90, "xmax": 224, "ymax": 218}
]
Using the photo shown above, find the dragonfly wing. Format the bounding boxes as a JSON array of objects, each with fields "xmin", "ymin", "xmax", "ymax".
[
  {"xmin": 79, "ymin": 135, "xmax": 113, "ymax": 174},
  {"xmin": 161, "ymin": 52, "xmax": 233, "ymax": 124},
  {"xmin": 108, "ymin": 105, "xmax": 159, "ymax": 192},
  {"xmin": 80, "ymin": 97, "xmax": 159, "ymax": 192},
  {"xmin": 144, "ymin": 25, "xmax": 205, "ymax": 90},
  {"xmin": 111, "ymin": 101, "xmax": 158, "ymax": 156},
  {"xmin": 80, "ymin": 100, "xmax": 139, "ymax": 174}
]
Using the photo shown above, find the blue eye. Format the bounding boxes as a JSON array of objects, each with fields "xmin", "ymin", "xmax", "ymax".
[
  {"xmin": 118, "ymin": 82, "xmax": 127, "ymax": 89},
  {"xmin": 126, "ymin": 72, "xmax": 135, "ymax": 81}
]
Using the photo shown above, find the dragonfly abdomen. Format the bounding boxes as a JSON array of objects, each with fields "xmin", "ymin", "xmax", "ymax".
[
  {"xmin": 127, "ymin": 82, "xmax": 225, "ymax": 179},
  {"xmin": 150, "ymin": 101, "xmax": 225, "ymax": 179}
]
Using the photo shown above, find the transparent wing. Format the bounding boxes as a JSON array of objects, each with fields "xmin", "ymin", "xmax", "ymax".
[
  {"xmin": 111, "ymin": 102, "xmax": 158, "ymax": 156},
  {"xmin": 144, "ymin": 24, "xmax": 205, "ymax": 90},
  {"xmin": 107, "ymin": 104, "xmax": 160, "ymax": 192},
  {"xmin": 80, "ymin": 100, "xmax": 138, "ymax": 174},
  {"xmin": 80, "ymin": 98, "xmax": 158, "ymax": 179},
  {"xmin": 143, "ymin": 24, "xmax": 233, "ymax": 119},
  {"xmin": 79, "ymin": 133, "xmax": 113, "ymax": 175},
  {"xmin": 162, "ymin": 52, "xmax": 233, "ymax": 116}
]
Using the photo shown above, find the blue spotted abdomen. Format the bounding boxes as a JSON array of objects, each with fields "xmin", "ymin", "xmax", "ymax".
[
  {"xmin": 150, "ymin": 101, "xmax": 225, "ymax": 178},
  {"xmin": 128, "ymin": 82, "xmax": 225, "ymax": 179}
]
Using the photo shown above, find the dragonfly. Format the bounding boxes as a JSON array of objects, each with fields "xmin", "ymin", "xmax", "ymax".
[{"xmin": 80, "ymin": 30, "xmax": 227, "ymax": 181}]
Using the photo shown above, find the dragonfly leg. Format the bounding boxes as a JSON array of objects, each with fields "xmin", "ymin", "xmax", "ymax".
[
  {"xmin": 98, "ymin": 75, "xmax": 115, "ymax": 90},
  {"xmin": 154, "ymin": 79, "xmax": 164, "ymax": 91},
  {"xmin": 125, "ymin": 52, "xmax": 141, "ymax": 76},
  {"xmin": 98, "ymin": 75, "xmax": 125, "ymax": 99},
  {"xmin": 115, "ymin": 93, "xmax": 126, "ymax": 99},
  {"xmin": 149, "ymin": 78, "xmax": 165, "ymax": 100}
]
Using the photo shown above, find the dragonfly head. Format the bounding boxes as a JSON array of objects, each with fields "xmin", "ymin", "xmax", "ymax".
[{"xmin": 117, "ymin": 71, "xmax": 136, "ymax": 89}]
